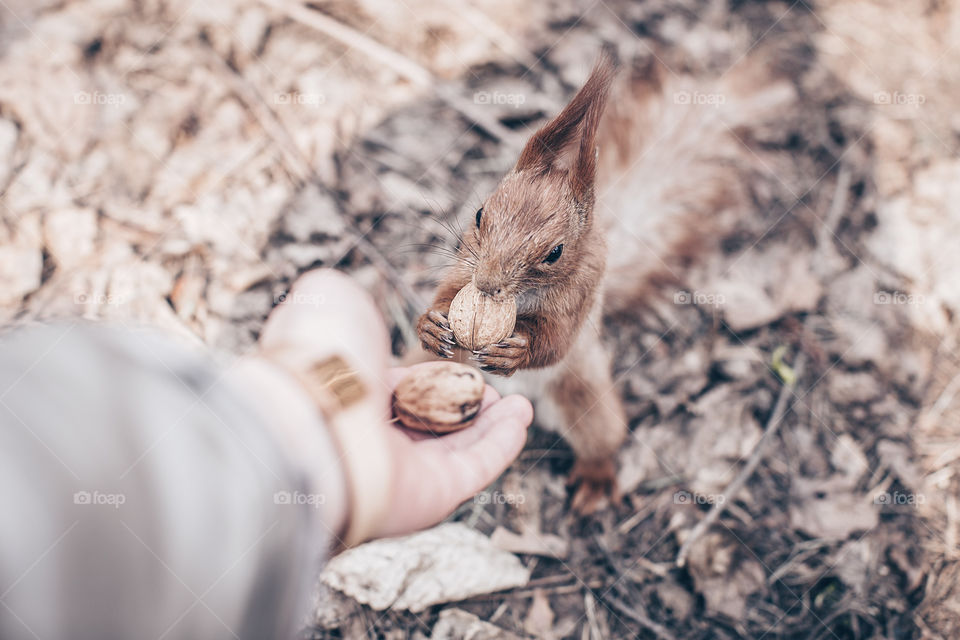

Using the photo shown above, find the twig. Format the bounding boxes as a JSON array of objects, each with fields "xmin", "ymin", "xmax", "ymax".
[
  {"xmin": 258, "ymin": 0, "xmax": 521, "ymax": 144},
  {"xmin": 602, "ymin": 592, "xmax": 679, "ymax": 640},
  {"xmin": 817, "ymin": 163, "xmax": 851, "ymax": 259},
  {"xmin": 676, "ymin": 352, "xmax": 807, "ymax": 568},
  {"xmin": 461, "ymin": 577, "xmax": 603, "ymax": 602}
]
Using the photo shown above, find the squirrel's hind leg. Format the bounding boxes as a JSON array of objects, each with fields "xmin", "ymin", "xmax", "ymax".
[{"xmin": 546, "ymin": 330, "xmax": 628, "ymax": 515}]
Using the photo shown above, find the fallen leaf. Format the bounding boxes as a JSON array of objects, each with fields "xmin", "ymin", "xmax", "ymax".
[
  {"xmin": 789, "ymin": 476, "xmax": 879, "ymax": 539},
  {"xmin": 523, "ymin": 589, "xmax": 555, "ymax": 639},
  {"xmin": 430, "ymin": 608, "xmax": 522, "ymax": 640},
  {"xmin": 322, "ymin": 523, "xmax": 530, "ymax": 612},
  {"xmin": 684, "ymin": 532, "xmax": 766, "ymax": 619}
]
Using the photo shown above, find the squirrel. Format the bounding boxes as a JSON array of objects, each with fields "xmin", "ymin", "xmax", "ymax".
[{"xmin": 417, "ymin": 49, "xmax": 797, "ymax": 513}]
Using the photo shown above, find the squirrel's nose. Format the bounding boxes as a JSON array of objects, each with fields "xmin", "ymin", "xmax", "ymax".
[{"xmin": 474, "ymin": 274, "xmax": 503, "ymax": 298}]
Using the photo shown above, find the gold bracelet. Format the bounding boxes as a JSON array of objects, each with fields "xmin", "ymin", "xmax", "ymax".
[{"xmin": 258, "ymin": 347, "xmax": 391, "ymax": 550}]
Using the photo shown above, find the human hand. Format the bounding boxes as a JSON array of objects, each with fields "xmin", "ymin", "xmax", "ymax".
[
  {"xmin": 252, "ymin": 269, "xmax": 533, "ymax": 545},
  {"xmin": 375, "ymin": 365, "xmax": 532, "ymax": 537}
]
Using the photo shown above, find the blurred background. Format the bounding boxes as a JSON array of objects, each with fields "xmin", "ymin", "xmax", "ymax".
[{"xmin": 1, "ymin": 0, "xmax": 959, "ymax": 637}]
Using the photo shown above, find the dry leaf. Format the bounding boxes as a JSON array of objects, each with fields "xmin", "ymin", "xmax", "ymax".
[
  {"xmin": 523, "ymin": 589, "xmax": 555, "ymax": 639},
  {"xmin": 322, "ymin": 523, "xmax": 530, "ymax": 612},
  {"xmin": 490, "ymin": 526, "xmax": 569, "ymax": 559},
  {"xmin": 789, "ymin": 476, "xmax": 879, "ymax": 539},
  {"xmin": 429, "ymin": 609, "xmax": 522, "ymax": 640}
]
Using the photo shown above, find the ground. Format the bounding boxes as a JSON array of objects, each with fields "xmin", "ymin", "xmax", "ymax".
[{"xmin": 2, "ymin": 0, "xmax": 959, "ymax": 638}]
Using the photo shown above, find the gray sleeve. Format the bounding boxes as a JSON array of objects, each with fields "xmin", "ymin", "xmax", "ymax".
[{"xmin": 0, "ymin": 324, "xmax": 334, "ymax": 640}]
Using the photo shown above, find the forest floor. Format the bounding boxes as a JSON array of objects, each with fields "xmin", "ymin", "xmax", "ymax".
[{"xmin": 2, "ymin": 0, "xmax": 959, "ymax": 638}]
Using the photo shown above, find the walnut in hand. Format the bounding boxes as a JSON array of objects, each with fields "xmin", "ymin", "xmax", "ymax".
[{"xmin": 392, "ymin": 362, "xmax": 485, "ymax": 433}]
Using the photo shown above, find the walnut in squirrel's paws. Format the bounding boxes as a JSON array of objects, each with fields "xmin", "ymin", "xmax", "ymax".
[{"xmin": 447, "ymin": 282, "xmax": 516, "ymax": 351}]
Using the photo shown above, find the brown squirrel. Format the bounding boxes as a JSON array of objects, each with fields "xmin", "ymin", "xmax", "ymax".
[{"xmin": 417, "ymin": 50, "xmax": 796, "ymax": 512}]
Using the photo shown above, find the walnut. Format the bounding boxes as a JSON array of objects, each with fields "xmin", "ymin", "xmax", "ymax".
[
  {"xmin": 392, "ymin": 362, "xmax": 485, "ymax": 432},
  {"xmin": 447, "ymin": 282, "xmax": 517, "ymax": 351}
]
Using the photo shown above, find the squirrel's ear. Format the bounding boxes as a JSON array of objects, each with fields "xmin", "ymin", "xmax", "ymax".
[{"xmin": 515, "ymin": 49, "xmax": 616, "ymax": 202}]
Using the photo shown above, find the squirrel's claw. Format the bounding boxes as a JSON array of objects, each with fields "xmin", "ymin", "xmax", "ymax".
[
  {"xmin": 417, "ymin": 309, "xmax": 456, "ymax": 359},
  {"xmin": 474, "ymin": 335, "xmax": 529, "ymax": 377}
]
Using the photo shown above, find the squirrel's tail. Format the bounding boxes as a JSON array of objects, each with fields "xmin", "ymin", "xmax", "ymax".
[{"xmin": 596, "ymin": 53, "xmax": 798, "ymax": 313}]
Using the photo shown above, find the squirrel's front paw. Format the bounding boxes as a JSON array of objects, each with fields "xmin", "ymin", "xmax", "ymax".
[
  {"xmin": 473, "ymin": 335, "xmax": 529, "ymax": 377},
  {"xmin": 417, "ymin": 310, "xmax": 456, "ymax": 358}
]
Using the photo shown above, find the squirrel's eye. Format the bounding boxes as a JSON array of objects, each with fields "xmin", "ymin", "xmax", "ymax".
[
  {"xmin": 544, "ymin": 244, "xmax": 563, "ymax": 264},
  {"xmin": 475, "ymin": 207, "xmax": 483, "ymax": 228}
]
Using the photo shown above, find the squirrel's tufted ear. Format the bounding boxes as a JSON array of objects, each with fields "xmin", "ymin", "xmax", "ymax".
[{"xmin": 515, "ymin": 48, "xmax": 617, "ymax": 203}]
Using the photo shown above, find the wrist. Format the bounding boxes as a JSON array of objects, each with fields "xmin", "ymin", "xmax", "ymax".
[
  {"xmin": 252, "ymin": 347, "xmax": 394, "ymax": 550},
  {"xmin": 226, "ymin": 355, "xmax": 350, "ymax": 538}
]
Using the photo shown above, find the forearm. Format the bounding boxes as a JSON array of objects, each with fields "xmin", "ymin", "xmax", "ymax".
[{"xmin": 0, "ymin": 326, "xmax": 343, "ymax": 640}]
